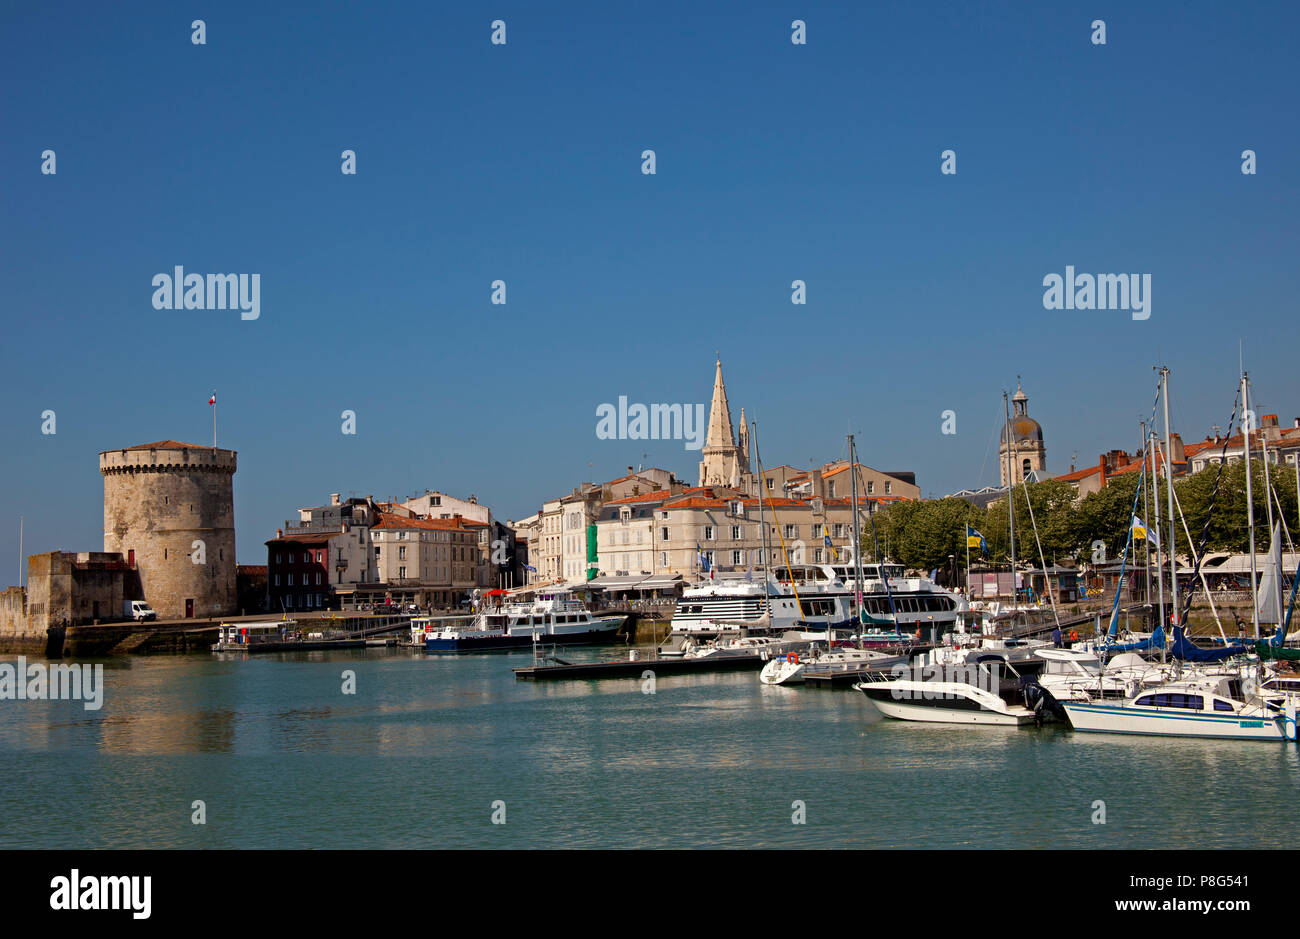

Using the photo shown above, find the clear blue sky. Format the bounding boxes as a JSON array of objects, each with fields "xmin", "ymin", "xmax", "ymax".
[{"xmin": 2, "ymin": 0, "xmax": 1297, "ymax": 570}]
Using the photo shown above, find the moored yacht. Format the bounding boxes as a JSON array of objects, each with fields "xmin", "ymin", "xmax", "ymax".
[
  {"xmin": 1061, "ymin": 676, "xmax": 1297, "ymax": 741},
  {"xmin": 854, "ymin": 657, "xmax": 1045, "ymax": 725}
]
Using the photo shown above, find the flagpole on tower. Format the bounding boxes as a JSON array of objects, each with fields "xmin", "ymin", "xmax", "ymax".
[{"xmin": 210, "ymin": 391, "xmax": 217, "ymax": 448}]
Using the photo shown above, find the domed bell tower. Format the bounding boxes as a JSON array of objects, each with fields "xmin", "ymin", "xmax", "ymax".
[{"xmin": 1000, "ymin": 380, "xmax": 1046, "ymax": 486}]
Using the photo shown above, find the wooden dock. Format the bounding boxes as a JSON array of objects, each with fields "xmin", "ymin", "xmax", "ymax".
[{"xmin": 513, "ymin": 654, "xmax": 765, "ymax": 680}]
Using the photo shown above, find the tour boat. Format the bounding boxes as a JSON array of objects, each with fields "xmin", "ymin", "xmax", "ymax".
[
  {"xmin": 668, "ymin": 562, "xmax": 961, "ymax": 640},
  {"xmin": 421, "ymin": 590, "xmax": 625, "ymax": 653}
]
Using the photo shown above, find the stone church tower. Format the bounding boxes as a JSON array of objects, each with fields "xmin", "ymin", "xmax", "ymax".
[
  {"xmin": 698, "ymin": 358, "xmax": 750, "ymax": 488},
  {"xmin": 1000, "ymin": 380, "xmax": 1047, "ymax": 486}
]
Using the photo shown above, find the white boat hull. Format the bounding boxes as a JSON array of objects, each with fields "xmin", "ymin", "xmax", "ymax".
[
  {"xmin": 868, "ymin": 697, "xmax": 1035, "ymax": 726},
  {"xmin": 1062, "ymin": 702, "xmax": 1287, "ymax": 740}
]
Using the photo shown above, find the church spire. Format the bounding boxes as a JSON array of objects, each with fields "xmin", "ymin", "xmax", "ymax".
[
  {"xmin": 704, "ymin": 357, "xmax": 736, "ymax": 450},
  {"xmin": 698, "ymin": 357, "xmax": 746, "ymax": 487}
]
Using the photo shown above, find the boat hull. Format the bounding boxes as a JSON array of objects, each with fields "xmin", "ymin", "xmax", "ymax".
[
  {"xmin": 1061, "ymin": 702, "xmax": 1287, "ymax": 740},
  {"xmin": 857, "ymin": 682, "xmax": 1037, "ymax": 726}
]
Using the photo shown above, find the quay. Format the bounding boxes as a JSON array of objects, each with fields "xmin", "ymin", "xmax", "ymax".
[
  {"xmin": 47, "ymin": 612, "xmax": 412, "ymax": 658},
  {"xmin": 513, "ymin": 653, "xmax": 765, "ymax": 681}
]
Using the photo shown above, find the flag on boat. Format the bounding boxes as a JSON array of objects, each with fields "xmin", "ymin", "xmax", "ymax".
[
  {"xmin": 966, "ymin": 526, "xmax": 987, "ymax": 554},
  {"xmin": 523, "ymin": 564, "xmax": 537, "ymax": 572},
  {"xmin": 208, "ymin": 394, "xmax": 216, "ymax": 405},
  {"xmin": 696, "ymin": 544, "xmax": 710, "ymax": 572}
]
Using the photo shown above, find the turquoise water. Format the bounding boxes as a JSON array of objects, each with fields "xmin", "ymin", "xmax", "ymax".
[{"xmin": 2, "ymin": 647, "xmax": 1297, "ymax": 849}]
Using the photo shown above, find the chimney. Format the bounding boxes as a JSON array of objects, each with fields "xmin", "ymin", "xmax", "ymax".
[
  {"xmin": 811, "ymin": 468, "xmax": 825, "ymax": 500},
  {"xmin": 1169, "ymin": 432, "xmax": 1185, "ymax": 466},
  {"xmin": 276, "ymin": 528, "xmax": 283, "ymax": 538}
]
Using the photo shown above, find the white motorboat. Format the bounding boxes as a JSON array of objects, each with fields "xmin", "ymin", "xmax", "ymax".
[
  {"xmin": 1033, "ymin": 648, "xmax": 1131, "ymax": 702},
  {"xmin": 759, "ymin": 644, "xmax": 897, "ymax": 685},
  {"xmin": 853, "ymin": 659, "xmax": 1042, "ymax": 725},
  {"xmin": 681, "ymin": 634, "xmax": 796, "ymax": 660}
]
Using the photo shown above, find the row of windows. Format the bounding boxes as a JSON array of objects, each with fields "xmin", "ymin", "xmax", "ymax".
[
  {"xmin": 860, "ymin": 596, "xmax": 956, "ymax": 614},
  {"xmin": 1135, "ymin": 693, "xmax": 1233, "ymax": 712},
  {"xmin": 275, "ymin": 573, "xmax": 323, "ymax": 586},
  {"xmin": 275, "ymin": 551, "xmax": 324, "ymax": 565}
]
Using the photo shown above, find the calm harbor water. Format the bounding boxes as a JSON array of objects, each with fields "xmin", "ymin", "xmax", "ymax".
[{"xmin": 2, "ymin": 646, "xmax": 1297, "ymax": 849}]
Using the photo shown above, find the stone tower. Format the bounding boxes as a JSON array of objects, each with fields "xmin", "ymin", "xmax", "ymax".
[
  {"xmin": 100, "ymin": 441, "xmax": 237, "ymax": 618},
  {"xmin": 698, "ymin": 358, "xmax": 750, "ymax": 487},
  {"xmin": 1000, "ymin": 380, "xmax": 1047, "ymax": 486}
]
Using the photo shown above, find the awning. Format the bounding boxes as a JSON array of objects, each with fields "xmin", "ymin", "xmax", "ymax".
[
  {"xmin": 585, "ymin": 575, "xmax": 646, "ymax": 589},
  {"xmin": 635, "ymin": 574, "xmax": 683, "ymax": 589}
]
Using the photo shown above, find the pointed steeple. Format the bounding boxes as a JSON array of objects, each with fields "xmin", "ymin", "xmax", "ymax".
[
  {"xmin": 737, "ymin": 407, "xmax": 750, "ymax": 471},
  {"xmin": 704, "ymin": 358, "xmax": 736, "ymax": 449},
  {"xmin": 698, "ymin": 357, "xmax": 746, "ymax": 487}
]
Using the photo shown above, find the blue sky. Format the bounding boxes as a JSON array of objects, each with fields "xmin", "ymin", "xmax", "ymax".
[{"xmin": 2, "ymin": 0, "xmax": 1297, "ymax": 569}]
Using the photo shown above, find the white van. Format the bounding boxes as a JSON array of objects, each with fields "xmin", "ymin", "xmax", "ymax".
[{"xmin": 124, "ymin": 600, "xmax": 157, "ymax": 622}]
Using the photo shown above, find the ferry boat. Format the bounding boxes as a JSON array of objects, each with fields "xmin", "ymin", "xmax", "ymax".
[
  {"xmin": 667, "ymin": 561, "xmax": 962, "ymax": 641},
  {"xmin": 421, "ymin": 590, "xmax": 626, "ymax": 653}
]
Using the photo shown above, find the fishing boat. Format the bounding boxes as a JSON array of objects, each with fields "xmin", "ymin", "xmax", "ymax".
[{"xmin": 422, "ymin": 590, "xmax": 625, "ymax": 652}]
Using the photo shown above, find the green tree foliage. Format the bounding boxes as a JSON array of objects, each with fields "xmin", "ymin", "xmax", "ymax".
[
  {"xmin": 870, "ymin": 459, "xmax": 1299, "ymax": 574},
  {"xmin": 1072, "ymin": 473, "xmax": 1144, "ymax": 565},
  {"xmin": 1175, "ymin": 461, "xmax": 1298, "ymax": 553},
  {"xmin": 867, "ymin": 497, "xmax": 983, "ymax": 570}
]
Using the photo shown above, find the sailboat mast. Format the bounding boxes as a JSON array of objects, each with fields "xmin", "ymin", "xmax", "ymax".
[
  {"xmin": 1244, "ymin": 371, "xmax": 1259, "ymax": 639},
  {"xmin": 1161, "ymin": 367, "xmax": 1179, "ymax": 630},
  {"xmin": 1003, "ymin": 390, "xmax": 1017, "ymax": 601},
  {"xmin": 1149, "ymin": 429, "xmax": 1165, "ymax": 635},
  {"xmin": 753, "ymin": 421, "xmax": 772, "ymax": 617},
  {"xmin": 849, "ymin": 434, "xmax": 864, "ymax": 634},
  {"xmin": 1140, "ymin": 419, "xmax": 1151, "ymax": 608}
]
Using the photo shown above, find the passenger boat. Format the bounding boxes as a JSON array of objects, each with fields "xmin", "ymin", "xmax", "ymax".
[
  {"xmin": 668, "ymin": 562, "xmax": 961, "ymax": 640},
  {"xmin": 421, "ymin": 590, "xmax": 625, "ymax": 653}
]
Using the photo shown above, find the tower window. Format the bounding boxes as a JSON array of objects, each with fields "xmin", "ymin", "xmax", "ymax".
[{"xmin": 1022, "ymin": 458, "xmax": 1031, "ymax": 478}]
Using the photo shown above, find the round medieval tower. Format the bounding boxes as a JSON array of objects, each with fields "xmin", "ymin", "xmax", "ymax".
[{"xmin": 100, "ymin": 440, "xmax": 237, "ymax": 619}]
